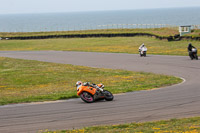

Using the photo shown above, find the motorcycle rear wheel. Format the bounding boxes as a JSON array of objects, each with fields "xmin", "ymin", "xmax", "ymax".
[
  {"xmin": 104, "ymin": 90, "xmax": 114, "ymax": 101},
  {"xmin": 80, "ymin": 92, "xmax": 94, "ymax": 103}
]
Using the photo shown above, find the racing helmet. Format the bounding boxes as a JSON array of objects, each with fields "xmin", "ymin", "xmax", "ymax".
[{"xmin": 76, "ymin": 81, "xmax": 82, "ymax": 87}]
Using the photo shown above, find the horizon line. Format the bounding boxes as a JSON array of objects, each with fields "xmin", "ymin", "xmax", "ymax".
[{"xmin": 0, "ymin": 6, "xmax": 200, "ymax": 15}]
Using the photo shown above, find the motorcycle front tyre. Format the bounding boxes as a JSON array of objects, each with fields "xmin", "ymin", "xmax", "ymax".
[
  {"xmin": 104, "ymin": 90, "xmax": 114, "ymax": 101},
  {"xmin": 189, "ymin": 55, "xmax": 194, "ymax": 60},
  {"xmin": 195, "ymin": 55, "xmax": 198, "ymax": 60},
  {"xmin": 189, "ymin": 52, "xmax": 193, "ymax": 60}
]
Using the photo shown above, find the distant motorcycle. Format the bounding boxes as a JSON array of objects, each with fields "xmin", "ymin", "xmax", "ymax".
[
  {"xmin": 189, "ymin": 48, "xmax": 198, "ymax": 60},
  {"xmin": 139, "ymin": 47, "xmax": 147, "ymax": 57},
  {"xmin": 77, "ymin": 83, "xmax": 114, "ymax": 103}
]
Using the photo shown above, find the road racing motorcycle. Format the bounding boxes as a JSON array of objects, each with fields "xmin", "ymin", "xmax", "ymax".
[
  {"xmin": 189, "ymin": 48, "xmax": 198, "ymax": 60},
  {"xmin": 139, "ymin": 47, "xmax": 147, "ymax": 57},
  {"xmin": 77, "ymin": 83, "xmax": 114, "ymax": 103}
]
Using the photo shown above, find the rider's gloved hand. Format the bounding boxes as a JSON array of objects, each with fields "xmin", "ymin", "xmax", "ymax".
[{"xmin": 83, "ymin": 82, "xmax": 89, "ymax": 86}]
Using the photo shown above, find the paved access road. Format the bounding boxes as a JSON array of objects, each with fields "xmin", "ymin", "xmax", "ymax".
[{"xmin": 0, "ymin": 51, "xmax": 200, "ymax": 133}]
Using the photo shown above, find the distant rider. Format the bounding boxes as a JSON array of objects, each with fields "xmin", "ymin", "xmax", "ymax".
[
  {"xmin": 188, "ymin": 43, "xmax": 196, "ymax": 52},
  {"xmin": 138, "ymin": 43, "xmax": 147, "ymax": 52},
  {"xmin": 76, "ymin": 81, "xmax": 104, "ymax": 93},
  {"xmin": 188, "ymin": 43, "xmax": 197, "ymax": 56}
]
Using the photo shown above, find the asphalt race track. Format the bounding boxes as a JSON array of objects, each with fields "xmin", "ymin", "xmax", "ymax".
[{"xmin": 0, "ymin": 51, "xmax": 200, "ymax": 133}]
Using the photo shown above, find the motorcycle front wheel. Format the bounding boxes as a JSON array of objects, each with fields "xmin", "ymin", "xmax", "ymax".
[
  {"xmin": 189, "ymin": 55, "xmax": 194, "ymax": 60},
  {"xmin": 104, "ymin": 90, "xmax": 114, "ymax": 101},
  {"xmin": 189, "ymin": 52, "xmax": 193, "ymax": 60},
  {"xmin": 80, "ymin": 92, "xmax": 94, "ymax": 103},
  {"xmin": 195, "ymin": 55, "xmax": 198, "ymax": 60}
]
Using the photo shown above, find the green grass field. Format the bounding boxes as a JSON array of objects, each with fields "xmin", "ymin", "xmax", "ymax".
[
  {"xmin": 41, "ymin": 117, "xmax": 200, "ymax": 133},
  {"xmin": 187, "ymin": 29, "xmax": 200, "ymax": 37},
  {"xmin": 0, "ymin": 37, "xmax": 199, "ymax": 56},
  {"xmin": 0, "ymin": 28, "xmax": 179, "ymax": 37},
  {"xmin": 0, "ymin": 57, "xmax": 182, "ymax": 105}
]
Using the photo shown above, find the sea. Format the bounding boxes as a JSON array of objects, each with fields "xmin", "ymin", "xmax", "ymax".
[{"xmin": 0, "ymin": 7, "xmax": 200, "ymax": 32}]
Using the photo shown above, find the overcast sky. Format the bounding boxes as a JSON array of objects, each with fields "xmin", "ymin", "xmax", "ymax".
[{"xmin": 0, "ymin": 0, "xmax": 200, "ymax": 14}]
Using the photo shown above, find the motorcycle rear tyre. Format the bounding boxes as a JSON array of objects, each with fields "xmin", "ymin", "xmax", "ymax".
[{"xmin": 80, "ymin": 92, "xmax": 94, "ymax": 103}]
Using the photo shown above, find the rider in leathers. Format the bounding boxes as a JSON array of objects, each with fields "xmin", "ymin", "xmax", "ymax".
[
  {"xmin": 188, "ymin": 43, "xmax": 196, "ymax": 52},
  {"xmin": 76, "ymin": 81, "xmax": 104, "ymax": 93},
  {"xmin": 188, "ymin": 43, "xmax": 197, "ymax": 56}
]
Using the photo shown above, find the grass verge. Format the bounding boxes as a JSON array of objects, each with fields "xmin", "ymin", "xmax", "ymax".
[
  {"xmin": 0, "ymin": 28, "xmax": 179, "ymax": 38},
  {"xmin": 0, "ymin": 57, "xmax": 182, "ymax": 105},
  {"xmin": 0, "ymin": 37, "xmax": 199, "ymax": 56},
  {"xmin": 187, "ymin": 29, "xmax": 200, "ymax": 37},
  {"xmin": 42, "ymin": 117, "xmax": 200, "ymax": 133}
]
